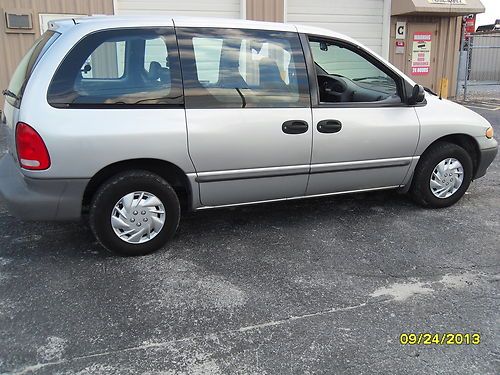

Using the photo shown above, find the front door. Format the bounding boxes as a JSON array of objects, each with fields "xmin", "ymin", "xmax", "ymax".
[
  {"xmin": 304, "ymin": 36, "xmax": 420, "ymax": 196},
  {"xmin": 177, "ymin": 26, "xmax": 312, "ymax": 206}
]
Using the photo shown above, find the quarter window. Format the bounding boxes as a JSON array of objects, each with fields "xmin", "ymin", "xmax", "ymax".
[
  {"xmin": 6, "ymin": 30, "xmax": 59, "ymax": 107},
  {"xmin": 178, "ymin": 28, "xmax": 310, "ymax": 108},
  {"xmin": 48, "ymin": 28, "xmax": 182, "ymax": 107}
]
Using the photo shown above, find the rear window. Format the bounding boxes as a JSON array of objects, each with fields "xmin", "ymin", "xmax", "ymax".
[
  {"xmin": 6, "ymin": 30, "xmax": 59, "ymax": 107},
  {"xmin": 47, "ymin": 28, "xmax": 182, "ymax": 107}
]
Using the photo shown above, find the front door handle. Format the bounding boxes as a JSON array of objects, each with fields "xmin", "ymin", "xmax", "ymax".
[
  {"xmin": 282, "ymin": 120, "xmax": 309, "ymax": 135},
  {"xmin": 317, "ymin": 120, "xmax": 342, "ymax": 133}
]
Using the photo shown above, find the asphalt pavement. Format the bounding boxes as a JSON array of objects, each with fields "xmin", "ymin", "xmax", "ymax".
[{"xmin": 0, "ymin": 105, "xmax": 499, "ymax": 374}]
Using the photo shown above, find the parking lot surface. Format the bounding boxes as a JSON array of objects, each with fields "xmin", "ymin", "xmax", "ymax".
[{"xmin": 0, "ymin": 106, "xmax": 499, "ymax": 374}]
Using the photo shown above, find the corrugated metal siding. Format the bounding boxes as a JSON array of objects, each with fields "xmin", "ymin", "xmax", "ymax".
[
  {"xmin": 247, "ymin": 0, "xmax": 284, "ymax": 22},
  {"xmin": 437, "ymin": 16, "xmax": 462, "ymax": 97},
  {"xmin": 389, "ymin": 16, "xmax": 463, "ymax": 97},
  {"xmin": 114, "ymin": 0, "xmax": 241, "ymax": 18},
  {"xmin": 286, "ymin": 0, "xmax": 385, "ymax": 53},
  {"xmin": 0, "ymin": 0, "xmax": 113, "ymax": 98}
]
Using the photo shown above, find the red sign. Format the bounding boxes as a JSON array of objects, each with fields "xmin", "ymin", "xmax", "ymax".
[{"xmin": 464, "ymin": 14, "xmax": 476, "ymax": 38}]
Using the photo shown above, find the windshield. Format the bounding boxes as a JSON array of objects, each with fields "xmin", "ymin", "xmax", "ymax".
[{"xmin": 5, "ymin": 30, "xmax": 60, "ymax": 107}]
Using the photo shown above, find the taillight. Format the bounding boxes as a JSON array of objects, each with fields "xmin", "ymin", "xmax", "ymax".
[{"xmin": 15, "ymin": 122, "xmax": 51, "ymax": 170}]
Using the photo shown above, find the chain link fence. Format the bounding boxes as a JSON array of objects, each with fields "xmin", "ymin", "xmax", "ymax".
[{"xmin": 457, "ymin": 32, "xmax": 500, "ymax": 103}]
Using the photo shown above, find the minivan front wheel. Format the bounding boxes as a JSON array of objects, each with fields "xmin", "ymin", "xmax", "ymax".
[
  {"xmin": 89, "ymin": 171, "xmax": 180, "ymax": 256},
  {"xmin": 411, "ymin": 142, "xmax": 473, "ymax": 208}
]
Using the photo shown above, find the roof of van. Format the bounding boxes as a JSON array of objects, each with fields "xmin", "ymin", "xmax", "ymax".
[
  {"xmin": 75, "ymin": 15, "xmax": 287, "ymax": 29},
  {"xmin": 49, "ymin": 15, "xmax": 353, "ymax": 43}
]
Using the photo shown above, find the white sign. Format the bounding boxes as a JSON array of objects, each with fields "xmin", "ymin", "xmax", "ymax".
[
  {"xmin": 427, "ymin": 0, "xmax": 467, "ymax": 5},
  {"xmin": 396, "ymin": 22, "xmax": 406, "ymax": 40},
  {"xmin": 395, "ymin": 41, "xmax": 405, "ymax": 54},
  {"xmin": 411, "ymin": 32, "xmax": 432, "ymax": 76}
]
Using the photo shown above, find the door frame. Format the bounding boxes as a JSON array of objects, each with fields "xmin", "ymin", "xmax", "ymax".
[
  {"xmin": 298, "ymin": 32, "xmax": 421, "ymax": 196},
  {"xmin": 178, "ymin": 26, "xmax": 314, "ymax": 207},
  {"xmin": 404, "ymin": 22, "xmax": 438, "ymax": 91},
  {"xmin": 299, "ymin": 33, "xmax": 416, "ymax": 109},
  {"xmin": 299, "ymin": 33, "xmax": 416, "ymax": 108}
]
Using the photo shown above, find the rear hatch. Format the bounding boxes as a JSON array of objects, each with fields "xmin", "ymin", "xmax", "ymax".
[{"xmin": 2, "ymin": 30, "xmax": 60, "ymax": 161}]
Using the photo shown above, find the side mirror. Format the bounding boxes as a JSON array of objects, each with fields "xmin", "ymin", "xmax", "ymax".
[{"xmin": 408, "ymin": 84, "xmax": 425, "ymax": 105}]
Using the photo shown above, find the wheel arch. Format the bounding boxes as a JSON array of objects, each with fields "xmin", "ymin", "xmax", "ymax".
[
  {"xmin": 82, "ymin": 158, "xmax": 193, "ymax": 214},
  {"xmin": 419, "ymin": 134, "xmax": 480, "ymax": 176},
  {"xmin": 401, "ymin": 133, "xmax": 480, "ymax": 193}
]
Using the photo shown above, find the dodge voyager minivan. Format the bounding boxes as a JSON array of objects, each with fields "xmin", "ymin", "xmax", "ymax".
[{"xmin": 0, "ymin": 16, "xmax": 497, "ymax": 255}]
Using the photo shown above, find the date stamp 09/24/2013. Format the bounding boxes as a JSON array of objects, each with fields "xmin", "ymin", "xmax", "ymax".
[{"xmin": 399, "ymin": 333, "xmax": 481, "ymax": 346}]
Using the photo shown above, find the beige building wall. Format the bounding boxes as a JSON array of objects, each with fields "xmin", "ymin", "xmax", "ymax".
[
  {"xmin": 389, "ymin": 15, "xmax": 462, "ymax": 98},
  {"xmin": 389, "ymin": 0, "xmax": 484, "ymax": 98},
  {"xmin": 0, "ymin": 0, "xmax": 114, "ymax": 93},
  {"xmin": 246, "ymin": 0, "xmax": 284, "ymax": 22}
]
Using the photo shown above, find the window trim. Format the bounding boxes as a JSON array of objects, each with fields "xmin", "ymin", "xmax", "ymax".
[
  {"xmin": 300, "ymin": 33, "xmax": 425, "ymax": 109},
  {"xmin": 47, "ymin": 27, "xmax": 184, "ymax": 109}
]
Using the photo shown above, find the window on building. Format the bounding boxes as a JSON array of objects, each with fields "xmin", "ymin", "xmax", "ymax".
[{"xmin": 177, "ymin": 28, "xmax": 310, "ymax": 108}]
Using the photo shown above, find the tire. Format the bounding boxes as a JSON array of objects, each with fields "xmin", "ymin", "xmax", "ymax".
[
  {"xmin": 89, "ymin": 170, "xmax": 180, "ymax": 256},
  {"xmin": 410, "ymin": 142, "xmax": 473, "ymax": 208}
]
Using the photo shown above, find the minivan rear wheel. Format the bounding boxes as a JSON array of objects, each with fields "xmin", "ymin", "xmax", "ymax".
[
  {"xmin": 89, "ymin": 170, "xmax": 180, "ymax": 256},
  {"xmin": 410, "ymin": 142, "xmax": 473, "ymax": 208}
]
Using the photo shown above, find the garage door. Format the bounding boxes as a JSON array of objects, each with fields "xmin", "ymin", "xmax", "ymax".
[
  {"xmin": 286, "ymin": 0, "xmax": 385, "ymax": 54},
  {"xmin": 114, "ymin": 0, "xmax": 242, "ymax": 18}
]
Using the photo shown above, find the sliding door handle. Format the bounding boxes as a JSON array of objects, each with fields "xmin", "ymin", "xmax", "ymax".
[
  {"xmin": 317, "ymin": 120, "xmax": 342, "ymax": 133},
  {"xmin": 282, "ymin": 120, "xmax": 309, "ymax": 134}
]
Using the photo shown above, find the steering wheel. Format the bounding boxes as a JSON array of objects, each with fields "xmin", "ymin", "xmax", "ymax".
[{"xmin": 317, "ymin": 75, "xmax": 349, "ymax": 102}]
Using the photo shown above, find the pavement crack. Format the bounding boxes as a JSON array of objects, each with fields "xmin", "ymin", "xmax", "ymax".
[
  {"xmin": 237, "ymin": 299, "xmax": 380, "ymax": 332},
  {"xmin": 5, "ymin": 299, "xmax": 389, "ymax": 375},
  {"xmin": 432, "ymin": 264, "xmax": 500, "ymax": 271}
]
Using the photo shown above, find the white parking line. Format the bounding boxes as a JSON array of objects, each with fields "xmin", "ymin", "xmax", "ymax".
[
  {"xmin": 464, "ymin": 104, "xmax": 499, "ymax": 111},
  {"xmin": 465, "ymin": 105, "xmax": 490, "ymax": 110}
]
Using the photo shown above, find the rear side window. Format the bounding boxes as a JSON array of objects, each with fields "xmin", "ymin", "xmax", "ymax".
[
  {"xmin": 177, "ymin": 27, "xmax": 310, "ymax": 108},
  {"xmin": 47, "ymin": 28, "xmax": 182, "ymax": 107},
  {"xmin": 6, "ymin": 30, "xmax": 59, "ymax": 107}
]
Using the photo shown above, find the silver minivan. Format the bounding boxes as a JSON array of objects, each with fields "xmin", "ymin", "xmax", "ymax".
[{"xmin": 0, "ymin": 16, "xmax": 497, "ymax": 255}]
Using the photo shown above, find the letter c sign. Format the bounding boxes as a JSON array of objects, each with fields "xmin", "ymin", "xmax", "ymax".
[{"xmin": 396, "ymin": 22, "xmax": 406, "ymax": 40}]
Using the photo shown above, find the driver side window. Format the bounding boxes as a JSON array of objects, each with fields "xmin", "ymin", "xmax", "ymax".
[{"xmin": 308, "ymin": 38, "xmax": 400, "ymax": 104}]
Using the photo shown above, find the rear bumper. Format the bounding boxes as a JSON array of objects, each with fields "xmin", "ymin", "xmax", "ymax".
[
  {"xmin": 0, "ymin": 154, "xmax": 88, "ymax": 221},
  {"xmin": 474, "ymin": 145, "xmax": 498, "ymax": 179}
]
